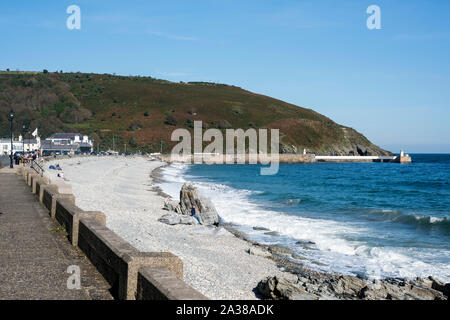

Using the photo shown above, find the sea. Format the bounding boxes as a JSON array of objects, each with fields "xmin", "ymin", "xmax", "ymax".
[{"xmin": 157, "ymin": 154, "xmax": 450, "ymax": 282}]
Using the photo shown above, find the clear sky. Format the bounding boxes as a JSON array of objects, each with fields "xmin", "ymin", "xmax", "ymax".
[{"xmin": 1, "ymin": 0, "xmax": 449, "ymax": 153}]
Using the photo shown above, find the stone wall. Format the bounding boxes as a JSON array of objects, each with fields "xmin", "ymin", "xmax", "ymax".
[{"xmin": 15, "ymin": 166, "xmax": 207, "ymax": 300}]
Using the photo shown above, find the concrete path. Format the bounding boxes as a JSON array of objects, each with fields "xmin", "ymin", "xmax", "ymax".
[{"xmin": 0, "ymin": 170, "xmax": 113, "ymax": 300}]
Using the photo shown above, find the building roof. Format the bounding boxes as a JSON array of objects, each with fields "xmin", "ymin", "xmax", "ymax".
[
  {"xmin": 23, "ymin": 139, "xmax": 38, "ymax": 144},
  {"xmin": 48, "ymin": 133, "xmax": 84, "ymax": 139},
  {"xmin": 0, "ymin": 139, "xmax": 24, "ymax": 144},
  {"xmin": 41, "ymin": 140, "xmax": 81, "ymax": 151},
  {"xmin": 0, "ymin": 139, "xmax": 37, "ymax": 143}
]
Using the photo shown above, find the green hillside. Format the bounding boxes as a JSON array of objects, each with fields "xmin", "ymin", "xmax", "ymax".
[{"xmin": 0, "ymin": 71, "xmax": 391, "ymax": 155}]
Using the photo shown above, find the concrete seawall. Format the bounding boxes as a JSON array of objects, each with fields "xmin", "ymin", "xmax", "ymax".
[
  {"xmin": 159, "ymin": 153, "xmax": 316, "ymax": 163},
  {"xmin": 157, "ymin": 153, "xmax": 411, "ymax": 164},
  {"xmin": 39, "ymin": 152, "xmax": 411, "ymax": 165},
  {"xmin": 16, "ymin": 166, "xmax": 208, "ymax": 300}
]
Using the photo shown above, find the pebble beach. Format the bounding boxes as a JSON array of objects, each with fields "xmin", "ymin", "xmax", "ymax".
[{"xmin": 44, "ymin": 156, "xmax": 294, "ymax": 300}]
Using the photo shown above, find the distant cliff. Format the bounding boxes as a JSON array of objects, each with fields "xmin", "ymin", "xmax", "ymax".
[{"xmin": 0, "ymin": 71, "xmax": 391, "ymax": 155}]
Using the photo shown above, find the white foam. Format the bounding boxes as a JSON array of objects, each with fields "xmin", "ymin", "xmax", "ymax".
[{"xmin": 158, "ymin": 164, "xmax": 450, "ymax": 282}]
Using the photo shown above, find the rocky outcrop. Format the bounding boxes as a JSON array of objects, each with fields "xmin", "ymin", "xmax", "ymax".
[
  {"xmin": 280, "ymin": 143, "xmax": 298, "ymax": 154},
  {"xmin": 178, "ymin": 184, "xmax": 219, "ymax": 226},
  {"xmin": 315, "ymin": 126, "xmax": 393, "ymax": 156},
  {"xmin": 431, "ymin": 278, "xmax": 450, "ymax": 297},
  {"xmin": 247, "ymin": 246, "xmax": 271, "ymax": 258},
  {"xmin": 163, "ymin": 199, "xmax": 183, "ymax": 214},
  {"xmin": 254, "ymin": 241, "xmax": 448, "ymax": 300},
  {"xmin": 158, "ymin": 213, "xmax": 199, "ymax": 225},
  {"xmin": 319, "ymin": 143, "xmax": 392, "ymax": 157},
  {"xmin": 258, "ymin": 276, "xmax": 318, "ymax": 300},
  {"xmin": 258, "ymin": 273, "xmax": 448, "ymax": 300},
  {"xmin": 268, "ymin": 245, "xmax": 295, "ymax": 256},
  {"xmin": 161, "ymin": 183, "xmax": 219, "ymax": 226}
]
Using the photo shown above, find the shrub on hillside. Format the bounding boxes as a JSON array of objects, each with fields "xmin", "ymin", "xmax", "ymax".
[
  {"xmin": 164, "ymin": 115, "xmax": 177, "ymax": 126},
  {"xmin": 128, "ymin": 119, "xmax": 142, "ymax": 131},
  {"xmin": 185, "ymin": 119, "xmax": 194, "ymax": 128},
  {"xmin": 219, "ymin": 119, "xmax": 232, "ymax": 129}
]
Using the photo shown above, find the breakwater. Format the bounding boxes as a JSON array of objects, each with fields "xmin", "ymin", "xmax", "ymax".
[{"xmin": 157, "ymin": 153, "xmax": 412, "ymax": 164}]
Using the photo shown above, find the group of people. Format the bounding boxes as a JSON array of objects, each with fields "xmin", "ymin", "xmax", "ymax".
[
  {"xmin": 48, "ymin": 163, "xmax": 64, "ymax": 178},
  {"xmin": 14, "ymin": 151, "xmax": 38, "ymax": 165}
]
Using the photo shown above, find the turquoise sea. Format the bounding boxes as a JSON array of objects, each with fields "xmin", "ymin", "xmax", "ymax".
[{"xmin": 159, "ymin": 154, "xmax": 450, "ymax": 281}]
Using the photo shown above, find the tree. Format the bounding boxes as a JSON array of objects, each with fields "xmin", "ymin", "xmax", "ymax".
[
  {"xmin": 43, "ymin": 69, "xmax": 49, "ymax": 74},
  {"xmin": 90, "ymin": 132, "xmax": 100, "ymax": 150}
]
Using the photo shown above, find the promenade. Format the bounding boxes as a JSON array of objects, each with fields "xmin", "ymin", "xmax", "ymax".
[{"xmin": 0, "ymin": 168, "xmax": 112, "ymax": 300}]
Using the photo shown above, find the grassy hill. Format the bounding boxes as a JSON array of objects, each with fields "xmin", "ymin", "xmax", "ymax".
[{"xmin": 0, "ymin": 71, "xmax": 391, "ymax": 155}]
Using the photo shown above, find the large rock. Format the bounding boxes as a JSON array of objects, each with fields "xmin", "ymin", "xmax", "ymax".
[
  {"xmin": 179, "ymin": 183, "xmax": 219, "ymax": 226},
  {"xmin": 163, "ymin": 199, "xmax": 182, "ymax": 213},
  {"xmin": 359, "ymin": 278, "xmax": 447, "ymax": 300},
  {"xmin": 158, "ymin": 213, "xmax": 198, "ymax": 225},
  {"xmin": 430, "ymin": 277, "xmax": 450, "ymax": 297},
  {"xmin": 247, "ymin": 246, "xmax": 271, "ymax": 258},
  {"xmin": 329, "ymin": 276, "xmax": 367, "ymax": 298},
  {"xmin": 258, "ymin": 276, "xmax": 318, "ymax": 300},
  {"xmin": 269, "ymin": 245, "xmax": 294, "ymax": 256},
  {"xmin": 258, "ymin": 270, "xmax": 448, "ymax": 300}
]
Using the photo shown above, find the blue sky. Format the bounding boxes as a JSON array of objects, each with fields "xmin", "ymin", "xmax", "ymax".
[{"xmin": 1, "ymin": 0, "xmax": 449, "ymax": 153}]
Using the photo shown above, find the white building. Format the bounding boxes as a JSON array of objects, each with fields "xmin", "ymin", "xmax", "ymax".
[
  {"xmin": 1, "ymin": 132, "xmax": 93, "ymax": 155},
  {"xmin": 46, "ymin": 133, "xmax": 92, "ymax": 145},
  {"xmin": 43, "ymin": 133, "xmax": 93, "ymax": 153},
  {"xmin": 19, "ymin": 134, "xmax": 41, "ymax": 152},
  {"xmin": 0, "ymin": 138, "xmax": 20, "ymax": 155},
  {"xmin": 0, "ymin": 135, "xmax": 41, "ymax": 155}
]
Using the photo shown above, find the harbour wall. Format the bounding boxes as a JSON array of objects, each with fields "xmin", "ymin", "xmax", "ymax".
[{"xmin": 157, "ymin": 153, "xmax": 412, "ymax": 164}]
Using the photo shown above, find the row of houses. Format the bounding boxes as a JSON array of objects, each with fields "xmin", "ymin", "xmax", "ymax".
[{"xmin": 0, "ymin": 132, "xmax": 94, "ymax": 156}]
